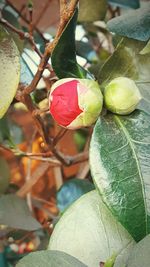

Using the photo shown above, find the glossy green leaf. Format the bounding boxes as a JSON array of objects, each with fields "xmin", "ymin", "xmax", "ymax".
[
  {"xmin": 57, "ymin": 178, "xmax": 94, "ymax": 212},
  {"xmin": 16, "ymin": 250, "xmax": 87, "ymax": 267},
  {"xmin": 0, "ymin": 194, "xmax": 41, "ymax": 230},
  {"xmin": 90, "ymin": 111, "xmax": 150, "ymax": 241},
  {"xmin": 78, "ymin": 0, "xmax": 107, "ymax": 22},
  {"xmin": 108, "ymin": 0, "xmax": 140, "ymax": 9},
  {"xmin": 51, "ymin": 10, "xmax": 92, "ymax": 79},
  {"xmin": 0, "ymin": 157, "xmax": 10, "ymax": 194},
  {"xmin": 0, "ymin": 25, "xmax": 20, "ymax": 118},
  {"xmin": 49, "ymin": 191, "xmax": 135, "ymax": 267},
  {"xmin": 127, "ymin": 234, "xmax": 150, "ymax": 267},
  {"xmin": 107, "ymin": 4, "xmax": 150, "ymax": 41},
  {"xmin": 97, "ymin": 38, "xmax": 150, "ymax": 113}
]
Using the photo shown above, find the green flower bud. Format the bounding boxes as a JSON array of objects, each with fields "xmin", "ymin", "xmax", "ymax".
[{"xmin": 104, "ymin": 77, "xmax": 142, "ymax": 115}]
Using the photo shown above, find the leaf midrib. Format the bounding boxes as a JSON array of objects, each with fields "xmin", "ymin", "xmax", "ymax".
[{"xmin": 114, "ymin": 115, "xmax": 147, "ymax": 235}]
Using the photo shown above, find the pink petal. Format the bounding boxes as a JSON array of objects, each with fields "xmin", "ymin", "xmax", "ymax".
[{"xmin": 50, "ymin": 80, "xmax": 83, "ymax": 127}]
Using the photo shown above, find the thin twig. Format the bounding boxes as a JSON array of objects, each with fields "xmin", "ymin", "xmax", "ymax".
[
  {"xmin": 0, "ymin": 16, "xmax": 42, "ymax": 58},
  {"xmin": 23, "ymin": 0, "xmax": 79, "ymax": 95},
  {"xmin": 16, "ymin": 162, "xmax": 50, "ymax": 197},
  {"xmin": 5, "ymin": 0, "xmax": 47, "ymax": 42}
]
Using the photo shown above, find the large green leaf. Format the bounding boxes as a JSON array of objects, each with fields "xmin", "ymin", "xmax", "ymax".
[
  {"xmin": 97, "ymin": 38, "xmax": 150, "ymax": 113},
  {"xmin": 0, "ymin": 194, "xmax": 41, "ymax": 230},
  {"xmin": 78, "ymin": 0, "xmax": 107, "ymax": 22},
  {"xmin": 51, "ymin": 10, "xmax": 92, "ymax": 79},
  {"xmin": 49, "ymin": 191, "xmax": 135, "ymax": 267},
  {"xmin": 0, "ymin": 25, "xmax": 20, "ymax": 118},
  {"xmin": 107, "ymin": 4, "xmax": 150, "ymax": 41},
  {"xmin": 108, "ymin": 0, "xmax": 140, "ymax": 9},
  {"xmin": 0, "ymin": 157, "xmax": 10, "ymax": 194},
  {"xmin": 127, "ymin": 234, "xmax": 150, "ymax": 267},
  {"xmin": 16, "ymin": 250, "xmax": 87, "ymax": 267},
  {"xmin": 90, "ymin": 110, "xmax": 150, "ymax": 241}
]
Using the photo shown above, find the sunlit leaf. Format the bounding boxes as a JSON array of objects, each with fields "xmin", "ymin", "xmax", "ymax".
[
  {"xmin": 127, "ymin": 234, "xmax": 150, "ymax": 267},
  {"xmin": 0, "ymin": 25, "xmax": 20, "ymax": 118},
  {"xmin": 16, "ymin": 250, "xmax": 87, "ymax": 267},
  {"xmin": 49, "ymin": 191, "xmax": 135, "ymax": 267}
]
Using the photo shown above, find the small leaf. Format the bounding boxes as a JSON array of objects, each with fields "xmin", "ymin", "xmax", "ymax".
[
  {"xmin": 49, "ymin": 191, "xmax": 135, "ymax": 267},
  {"xmin": 0, "ymin": 25, "xmax": 20, "ymax": 118},
  {"xmin": 51, "ymin": 9, "xmax": 92, "ymax": 79},
  {"xmin": 107, "ymin": 4, "xmax": 150, "ymax": 41},
  {"xmin": 0, "ymin": 157, "xmax": 10, "ymax": 194},
  {"xmin": 16, "ymin": 250, "xmax": 87, "ymax": 267},
  {"xmin": 57, "ymin": 178, "xmax": 94, "ymax": 212},
  {"xmin": 78, "ymin": 0, "xmax": 107, "ymax": 22},
  {"xmin": 0, "ymin": 194, "xmax": 41, "ymax": 230},
  {"xmin": 108, "ymin": 0, "xmax": 140, "ymax": 9},
  {"xmin": 90, "ymin": 111, "xmax": 150, "ymax": 241},
  {"xmin": 127, "ymin": 234, "xmax": 150, "ymax": 267}
]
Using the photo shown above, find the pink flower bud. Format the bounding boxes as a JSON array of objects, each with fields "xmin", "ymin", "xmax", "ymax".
[{"xmin": 49, "ymin": 78, "xmax": 103, "ymax": 129}]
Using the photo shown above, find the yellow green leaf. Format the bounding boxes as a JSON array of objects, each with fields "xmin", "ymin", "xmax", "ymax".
[{"xmin": 0, "ymin": 25, "xmax": 20, "ymax": 118}]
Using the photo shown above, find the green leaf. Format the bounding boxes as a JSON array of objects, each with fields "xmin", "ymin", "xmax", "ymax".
[
  {"xmin": 78, "ymin": 0, "xmax": 107, "ymax": 22},
  {"xmin": 49, "ymin": 191, "xmax": 135, "ymax": 267},
  {"xmin": 51, "ymin": 9, "xmax": 92, "ymax": 79},
  {"xmin": 16, "ymin": 250, "xmax": 87, "ymax": 267},
  {"xmin": 0, "ymin": 25, "xmax": 20, "ymax": 118},
  {"xmin": 0, "ymin": 157, "xmax": 10, "ymax": 194},
  {"xmin": 127, "ymin": 234, "xmax": 150, "ymax": 267},
  {"xmin": 108, "ymin": 0, "xmax": 140, "ymax": 9},
  {"xmin": 107, "ymin": 4, "xmax": 150, "ymax": 41},
  {"xmin": 97, "ymin": 38, "xmax": 150, "ymax": 113},
  {"xmin": 0, "ymin": 194, "xmax": 41, "ymax": 230},
  {"xmin": 90, "ymin": 111, "xmax": 150, "ymax": 241},
  {"xmin": 57, "ymin": 178, "xmax": 94, "ymax": 212}
]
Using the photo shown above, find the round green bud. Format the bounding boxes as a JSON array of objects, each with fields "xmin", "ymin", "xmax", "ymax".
[{"xmin": 104, "ymin": 77, "xmax": 142, "ymax": 115}]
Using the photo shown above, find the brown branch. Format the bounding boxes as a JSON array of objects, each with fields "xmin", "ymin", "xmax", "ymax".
[
  {"xmin": 5, "ymin": 0, "xmax": 47, "ymax": 42},
  {"xmin": 23, "ymin": 0, "xmax": 79, "ymax": 95},
  {"xmin": 0, "ymin": 16, "xmax": 42, "ymax": 58},
  {"xmin": 52, "ymin": 128, "xmax": 68, "ymax": 146},
  {"xmin": 52, "ymin": 148, "xmax": 88, "ymax": 166},
  {"xmin": 16, "ymin": 162, "xmax": 50, "ymax": 197}
]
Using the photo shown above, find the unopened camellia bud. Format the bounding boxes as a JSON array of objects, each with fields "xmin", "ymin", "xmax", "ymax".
[
  {"xmin": 104, "ymin": 77, "xmax": 142, "ymax": 115},
  {"xmin": 49, "ymin": 78, "xmax": 103, "ymax": 129}
]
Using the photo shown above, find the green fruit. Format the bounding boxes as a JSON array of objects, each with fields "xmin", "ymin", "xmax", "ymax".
[{"xmin": 104, "ymin": 77, "xmax": 142, "ymax": 115}]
